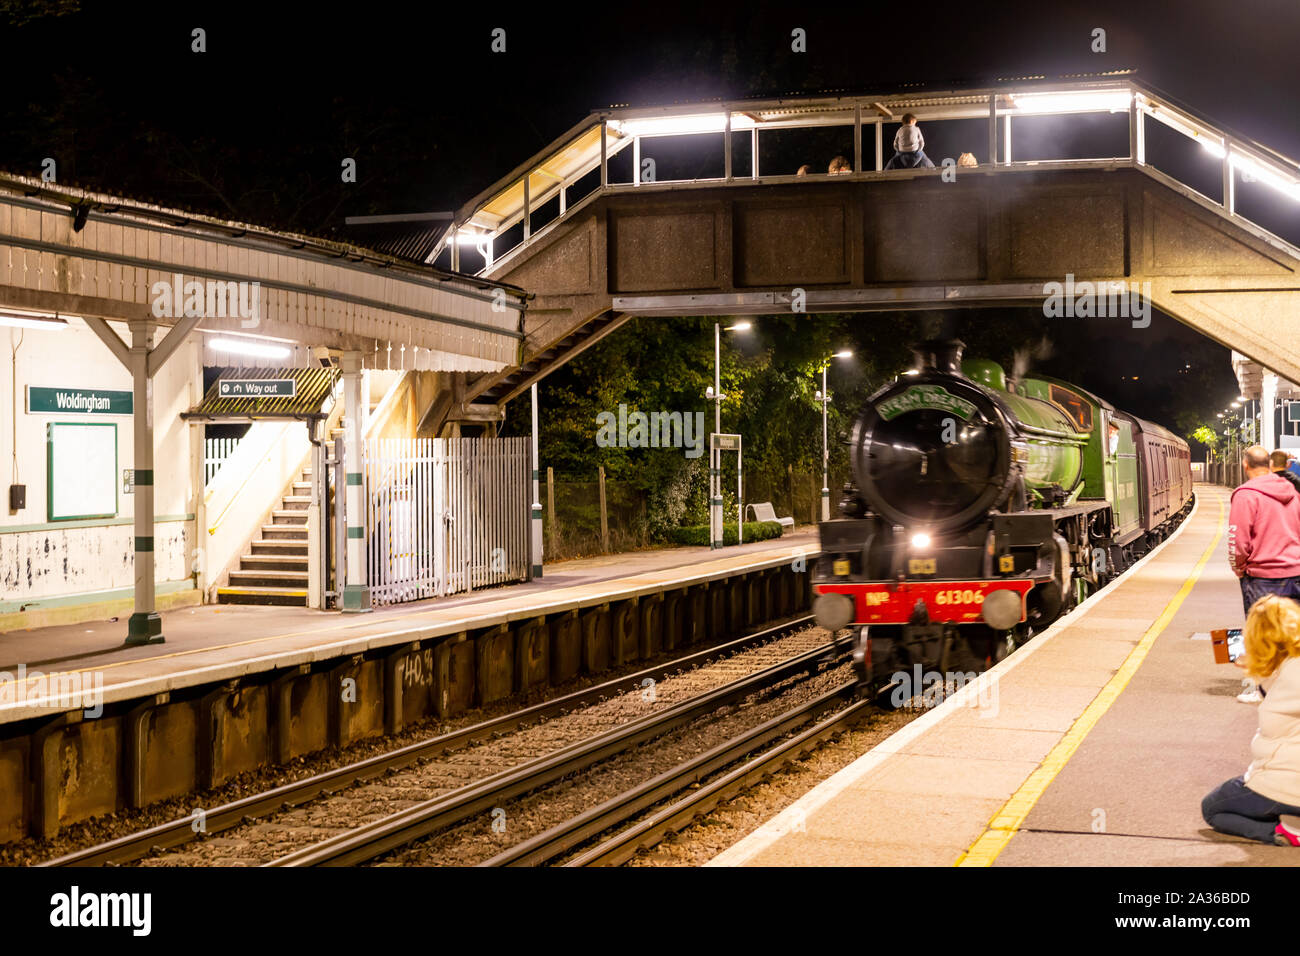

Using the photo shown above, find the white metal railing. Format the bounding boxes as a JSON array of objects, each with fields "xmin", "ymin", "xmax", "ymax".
[
  {"xmin": 436, "ymin": 76, "xmax": 1300, "ymax": 277},
  {"xmin": 203, "ymin": 436, "xmax": 242, "ymax": 485},
  {"xmin": 364, "ymin": 436, "xmax": 531, "ymax": 605}
]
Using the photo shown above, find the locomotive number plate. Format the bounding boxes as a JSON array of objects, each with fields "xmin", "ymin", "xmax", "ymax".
[{"xmin": 908, "ymin": 558, "xmax": 936, "ymax": 575}]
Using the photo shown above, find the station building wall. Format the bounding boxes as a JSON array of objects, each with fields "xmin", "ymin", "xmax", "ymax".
[{"xmin": 0, "ymin": 319, "xmax": 203, "ymax": 627}]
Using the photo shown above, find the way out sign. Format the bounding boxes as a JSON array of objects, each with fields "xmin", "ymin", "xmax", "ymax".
[{"xmin": 218, "ymin": 379, "xmax": 295, "ymax": 398}]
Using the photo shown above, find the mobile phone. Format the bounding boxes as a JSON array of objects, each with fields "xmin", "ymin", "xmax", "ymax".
[{"xmin": 1226, "ymin": 628, "xmax": 1244, "ymax": 663}]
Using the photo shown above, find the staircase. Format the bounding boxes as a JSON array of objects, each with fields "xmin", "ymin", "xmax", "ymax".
[
  {"xmin": 210, "ymin": 372, "xmax": 396, "ymax": 608},
  {"xmin": 217, "ymin": 470, "xmax": 312, "ymax": 606}
]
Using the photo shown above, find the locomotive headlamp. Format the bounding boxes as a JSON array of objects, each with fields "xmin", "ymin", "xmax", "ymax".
[{"xmin": 910, "ymin": 532, "xmax": 931, "ymax": 549}]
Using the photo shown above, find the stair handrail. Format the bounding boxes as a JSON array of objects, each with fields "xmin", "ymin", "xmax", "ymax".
[{"xmin": 207, "ymin": 377, "xmax": 344, "ymax": 537}]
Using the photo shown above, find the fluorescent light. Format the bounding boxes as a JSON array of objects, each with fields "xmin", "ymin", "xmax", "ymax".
[
  {"xmin": 609, "ymin": 113, "xmax": 755, "ymax": 137},
  {"xmin": 1010, "ymin": 91, "xmax": 1132, "ymax": 114},
  {"xmin": 0, "ymin": 309, "xmax": 69, "ymax": 330},
  {"xmin": 1229, "ymin": 152, "xmax": 1300, "ymax": 200},
  {"xmin": 209, "ymin": 337, "xmax": 292, "ymax": 359}
]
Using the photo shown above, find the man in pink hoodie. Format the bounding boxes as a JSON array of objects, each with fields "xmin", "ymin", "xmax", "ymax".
[{"xmin": 1229, "ymin": 445, "xmax": 1300, "ymax": 614}]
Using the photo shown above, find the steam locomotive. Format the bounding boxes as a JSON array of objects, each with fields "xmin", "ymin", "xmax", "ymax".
[{"xmin": 812, "ymin": 339, "xmax": 1193, "ymax": 692}]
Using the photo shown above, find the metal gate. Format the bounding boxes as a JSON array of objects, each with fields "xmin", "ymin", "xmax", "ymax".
[{"xmin": 364, "ymin": 436, "xmax": 531, "ymax": 605}]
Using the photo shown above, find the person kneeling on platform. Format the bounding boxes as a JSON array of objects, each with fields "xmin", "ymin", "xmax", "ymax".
[{"xmin": 1202, "ymin": 595, "xmax": 1300, "ymax": 846}]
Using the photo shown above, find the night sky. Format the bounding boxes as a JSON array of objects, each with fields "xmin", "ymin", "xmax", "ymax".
[
  {"xmin": 1, "ymin": 0, "xmax": 1296, "ymax": 435},
  {"xmin": 3, "ymin": 0, "xmax": 1296, "ymax": 222}
]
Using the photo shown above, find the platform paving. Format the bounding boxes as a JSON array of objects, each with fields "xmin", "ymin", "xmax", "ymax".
[
  {"xmin": 708, "ymin": 485, "xmax": 1298, "ymax": 867},
  {"xmin": 0, "ymin": 529, "xmax": 816, "ymax": 722}
]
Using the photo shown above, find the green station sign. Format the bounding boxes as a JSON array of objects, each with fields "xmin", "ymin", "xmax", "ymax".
[
  {"xmin": 27, "ymin": 386, "xmax": 133, "ymax": 415},
  {"xmin": 218, "ymin": 379, "xmax": 296, "ymax": 398}
]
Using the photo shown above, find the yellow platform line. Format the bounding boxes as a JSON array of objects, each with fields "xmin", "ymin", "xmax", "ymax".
[{"xmin": 955, "ymin": 494, "xmax": 1226, "ymax": 867}]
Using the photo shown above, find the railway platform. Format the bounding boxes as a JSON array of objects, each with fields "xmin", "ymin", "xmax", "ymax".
[
  {"xmin": 0, "ymin": 527, "xmax": 817, "ymax": 840},
  {"xmin": 0, "ymin": 528, "xmax": 817, "ymax": 717},
  {"xmin": 709, "ymin": 484, "xmax": 1298, "ymax": 867}
]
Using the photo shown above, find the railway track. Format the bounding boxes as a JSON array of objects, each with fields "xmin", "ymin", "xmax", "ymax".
[
  {"xmin": 482, "ymin": 682, "xmax": 876, "ymax": 867},
  {"xmin": 269, "ymin": 635, "xmax": 851, "ymax": 866},
  {"xmin": 44, "ymin": 614, "xmax": 827, "ymax": 868}
]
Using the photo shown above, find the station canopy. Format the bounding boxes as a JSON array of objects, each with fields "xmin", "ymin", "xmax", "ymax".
[{"xmin": 181, "ymin": 367, "xmax": 338, "ymax": 423}]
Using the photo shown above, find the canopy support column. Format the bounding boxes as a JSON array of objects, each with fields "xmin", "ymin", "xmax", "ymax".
[{"xmin": 341, "ymin": 351, "xmax": 371, "ymax": 612}]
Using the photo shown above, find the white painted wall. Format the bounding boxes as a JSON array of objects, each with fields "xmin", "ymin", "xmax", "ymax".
[
  {"xmin": 0, "ymin": 318, "xmax": 202, "ymax": 606},
  {"xmin": 201, "ymin": 419, "xmax": 313, "ymax": 594}
]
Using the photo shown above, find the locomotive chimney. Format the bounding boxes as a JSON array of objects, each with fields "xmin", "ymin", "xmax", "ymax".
[{"xmin": 911, "ymin": 339, "xmax": 966, "ymax": 374}]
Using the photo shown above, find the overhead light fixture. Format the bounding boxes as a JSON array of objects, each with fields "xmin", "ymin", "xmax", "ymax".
[
  {"xmin": 1228, "ymin": 152, "xmax": 1300, "ymax": 200},
  {"xmin": 1203, "ymin": 145, "xmax": 1300, "ymax": 199},
  {"xmin": 834, "ymin": 350, "xmax": 853, "ymax": 359},
  {"xmin": 1010, "ymin": 91, "xmax": 1132, "ymax": 114},
  {"xmin": 208, "ymin": 337, "xmax": 292, "ymax": 360},
  {"xmin": 608, "ymin": 113, "xmax": 755, "ymax": 137},
  {"xmin": 0, "ymin": 308, "xmax": 69, "ymax": 330},
  {"xmin": 904, "ymin": 369, "xmax": 920, "ymax": 376},
  {"xmin": 910, "ymin": 532, "xmax": 931, "ymax": 549},
  {"xmin": 1200, "ymin": 139, "xmax": 1227, "ymax": 160},
  {"xmin": 726, "ymin": 321, "xmax": 752, "ymax": 332}
]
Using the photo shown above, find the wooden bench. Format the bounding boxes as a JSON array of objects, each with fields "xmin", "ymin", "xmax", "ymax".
[{"xmin": 746, "ymin": 502, "xmax": 795, "ymax": 535}]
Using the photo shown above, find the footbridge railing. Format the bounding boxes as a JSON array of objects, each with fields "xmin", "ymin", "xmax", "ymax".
[{"xmin": 432, "ymin": 73, "xmax": 1300, "ymax": 279}]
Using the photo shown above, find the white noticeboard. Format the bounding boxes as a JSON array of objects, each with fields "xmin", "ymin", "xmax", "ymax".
[{"xmin": 48, "ymin": 422, "xmax": 118, "ymax": 521}]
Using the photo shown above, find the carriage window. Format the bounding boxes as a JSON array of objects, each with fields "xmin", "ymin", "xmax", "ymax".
[{"xmin": 1049, "ymin": 385, "xmax": 1093, "ymax": 432}]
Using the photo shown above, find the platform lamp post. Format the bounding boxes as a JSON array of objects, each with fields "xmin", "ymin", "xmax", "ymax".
[
  {"xmin": 815, "ymin": 350, "xmax": 854, "ymax": 522},
  {"xmin": 705, "ymin": 321, "xmax": 750, "ymax": 549}
]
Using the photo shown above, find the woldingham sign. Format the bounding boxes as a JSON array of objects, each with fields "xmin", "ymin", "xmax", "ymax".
[{"xmin": 26, "ymin": 386, "xmax": 133, "ymax": 415}]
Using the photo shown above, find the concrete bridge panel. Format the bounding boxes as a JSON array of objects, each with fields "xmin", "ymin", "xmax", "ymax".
[
  {"xmin": 609, "ymin": 207, "xmax": 721, "ymax": 293},
  {"xmin": 865, "ymin": 193, "xmax": 985, "ymax": 282},
  {"xmin": 734, "ymin": 200, "xmax": 849, "ymax": 286},
  {"xmin": 500, "ymin": 215, "xmax": 598, "ymax": 296},
  {"xmin": 1144, "ymin": 192, "xmax": 1294, "ymax": 276},
  {"xmin": 1006, "ymin": 190, "xmax": 1126, "ymax": 279}
]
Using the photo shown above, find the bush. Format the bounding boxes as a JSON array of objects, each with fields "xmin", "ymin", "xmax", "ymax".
[{"xmin": 666, "ymin": 521, "xmax": 785, "ymax": 547}]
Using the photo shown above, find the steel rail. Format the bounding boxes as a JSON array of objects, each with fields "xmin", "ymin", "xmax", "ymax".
[
  {"xmin": 565, "ymin": 693, "xmax": 881, "ymax": 867},
  {"xmin": 44, "ymin": 614, "xmax": 815, "ymax": 868},
  {"xmin": 480, "ymin": 681, "xmax": 862, "ymax": 867},
  {"xmin": 267, "ymin": 636, "xmax": 850, "ymax": 867}
]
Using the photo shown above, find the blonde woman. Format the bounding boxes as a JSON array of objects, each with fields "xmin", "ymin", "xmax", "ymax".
[{"xmin": 1202, "ymin": 595, "xmax": 1300, "ymax": 845}]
